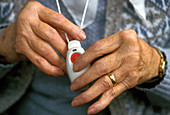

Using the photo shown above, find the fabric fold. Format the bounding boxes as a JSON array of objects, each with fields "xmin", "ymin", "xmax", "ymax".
[{"xmin": 62, "ymin": 0, "xmax": 98, "ymax": 29}]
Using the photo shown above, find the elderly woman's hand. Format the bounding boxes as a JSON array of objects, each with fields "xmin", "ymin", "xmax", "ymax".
[
  {"xmin": 71, "ymin": 29, "xmax": 161, "ymax": 114},
  {"xmin": 0, "ymin": 1, "xmax": 86, "ymax": 76}
]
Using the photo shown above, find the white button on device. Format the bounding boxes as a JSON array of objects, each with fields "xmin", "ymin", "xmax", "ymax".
[{"xmin": 66, "ymin": 40, "xmax": 90, "ymax": 83}]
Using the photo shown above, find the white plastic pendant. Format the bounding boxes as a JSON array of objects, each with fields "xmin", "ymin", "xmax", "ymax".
[{"xmin": 66, "ymin": 40, "xmax": 90, "ymax": 82}]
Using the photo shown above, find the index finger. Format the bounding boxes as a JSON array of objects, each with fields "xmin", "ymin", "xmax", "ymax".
[
  {"xmin": 71, "ymin": 52, "xmax": 123, "ymax": 91},
  {"xmin": 73, "ymin": 32, "xmax": 122, "ymax": 72},
  {"xmin": 39, "ymin": 6, "xmax": 86, "ymax": 40},
  {"xmin": 73, "ymin": 29, "xmax": 138, "ymax": 72}
]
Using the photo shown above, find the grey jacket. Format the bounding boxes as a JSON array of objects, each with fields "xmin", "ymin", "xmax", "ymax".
[{"xmin": 0, "ymin": 0, "xmax": 170, "ymax": 115}]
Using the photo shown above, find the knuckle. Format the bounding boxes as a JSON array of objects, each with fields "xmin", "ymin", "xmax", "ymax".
[
  {"xmin": 91, "ymin": 41, "xmax": 102, "ymax": 53},
  {"xmin": 53, "ymin": 13, "xmax": 66, "ymax": 24},
  {"xmin": 100, "ymin": 63, "xmax": 109, "ymax": 74},
  {"xmin": 123, "ymin": 73, "xmax": 138, "ymax": 89},
  {"xmin": 119, "ymin": 29, "xmax": 137, "ymax": 41},
  {"xmin": 45, "ymin": 28, "xmax": 57, "ymax": 40},
  {"xmin": 94, "ymin": 60, "xmax": 108, "ymax": 75},
  {"xmin": 121, "ymin": 81, "xmax": 129, "ymax": 89},
  {"xmin": 128, "ymin": 54, "xmax": 140, "ymax": 64},
  {"xmin": 30, "ymin": 20, "xmax": 39, "ymax": 32},
  {"xmin": 127, "ymin": 78, "xmax": 138, "ymax": 88},
  {"xmin": 108, "ymin": 89, "xmax": 115, "ymax": 99},
  {"xmin": 18, "ymin": 1, "xmax": 42, "ymax": 21},
  {"xmin": 34, "ymin": 57, "xmax": 44, "ymax": 66},
  {"xmin": 41, "ymin": 46, "xmax": 51, "ymax": 56},
  {"xmin": 104, "ymin": 88, "xmax": 115, "ymax": 100},
  {"xmin": 27, "ymin": 1, "xmax": 42, "ymax": 9},
  {"xmin": 100, "ymin": 76, "xmax": 112, "ymax": 90},
  {"xmin": 46, "ymin": 67, "xmax": 57, "ymax": 76},
  {"xmin": 131, "ymin": 73, "xmax": 139, "ymax": 86}
]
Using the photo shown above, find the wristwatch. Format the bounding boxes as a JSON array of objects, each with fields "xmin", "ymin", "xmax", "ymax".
[{"xmin": 138, "ymin": 46, "xmax": 167, "ymax": 88}]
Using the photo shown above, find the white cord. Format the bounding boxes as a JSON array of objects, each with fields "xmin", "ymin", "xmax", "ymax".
[
  {"xmin": 80, "ymin": 0, "xmax": 89, "ymax": 29},
  {"xmin": 56, "ymin": 0, "xmax": 61, "ymax": 13},
  {"xmin": 56, "ymin": 0, "xmax": 89, "ymax": 43},
  {"xmin": 56, "ymin": 0, "xmax": 69, "ymax": 43},
  {"xmin": 64, "ymin": 33, "xmax": 69, "ymax": 43}
]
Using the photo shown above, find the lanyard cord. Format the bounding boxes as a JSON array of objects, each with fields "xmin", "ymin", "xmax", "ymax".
[
  {"xmin": 80, "ymin": 0, "xmax": 89, "ymax": 29},
  {"xmin": 56, "ymin": 0, "xmax": 89, "ymax": 43}
]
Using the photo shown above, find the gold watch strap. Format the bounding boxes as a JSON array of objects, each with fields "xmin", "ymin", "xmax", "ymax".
[
  {"xmin": 138, "ymin": 47, "xmax": 168, "ymax": 88},
  {"xmin": 153, "ymin": 47, "xmax": 167, "ymax": 78}
]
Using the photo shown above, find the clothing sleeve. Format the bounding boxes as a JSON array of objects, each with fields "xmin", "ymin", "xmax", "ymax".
[
  {"xmin": 0, "ymin": 2, "xmax": 14, "ymax": 25},
  {"xmin": 0, "ymin": 2, "xmax": 17, "ymax": 80},
  {"xmin": 0, "ymin": 28, "xmax": 17, "ymax": 80},
  {"xmin": 136, "ymin": 46, "xmax": 170, "ymax": 107},
  {"xmin": 0, "ymin": 63, "xmax": 18, "ymax": 79}
]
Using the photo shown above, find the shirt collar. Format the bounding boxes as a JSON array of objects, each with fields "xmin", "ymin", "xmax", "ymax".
[
  {"xmin": 129, "ymin": 0, "xmax": 146, "ymax": 22},
  {"xmin": 62, "ymin": 0, "xmax": 146, "ymax": 28},
  {"xmin": 62, "ymin": 0, "xmax": 98, "ymax": 29}
]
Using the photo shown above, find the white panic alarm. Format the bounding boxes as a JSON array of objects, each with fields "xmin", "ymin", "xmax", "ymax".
[{"xmin": 66, "ymin": 40, "xmax": 90, "ymax": 82}]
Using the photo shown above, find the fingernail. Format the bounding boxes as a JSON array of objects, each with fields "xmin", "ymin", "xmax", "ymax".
[
  {"xmin": 73, "ymin": 63, "xmax": 79, "ymax": 72},
  {"xmin": 79, "ymin": 31, "xmax": 86, "ymax": 40}
]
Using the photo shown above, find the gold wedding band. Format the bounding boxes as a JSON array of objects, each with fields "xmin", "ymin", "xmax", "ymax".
[{"xmin": 107, "ymin": 73, "xmax": 117, "ymax": 85}]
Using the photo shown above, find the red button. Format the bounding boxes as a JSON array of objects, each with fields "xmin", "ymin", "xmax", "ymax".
[{"xmin": 71, "ymin": 53, "xmax": 80, "ymax": 63}]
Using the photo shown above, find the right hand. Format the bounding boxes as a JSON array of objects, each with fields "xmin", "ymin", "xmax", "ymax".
[{"xmin": 0, "ymin": 1, "xmax": 86, "ymax": 76}]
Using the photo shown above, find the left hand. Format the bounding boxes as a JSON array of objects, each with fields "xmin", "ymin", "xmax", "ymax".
[{"xmin": 70, "ymin": 29, "xmax": 161, "ymax": 114}]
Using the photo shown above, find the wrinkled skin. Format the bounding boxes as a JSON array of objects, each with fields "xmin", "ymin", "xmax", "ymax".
[
  {"xmin": 0, "ymin": 1, "xmax": 86, "ymax": 76},
  {"xmin": 0, "ymin": 1, "xmax": 161, "ymax": 115},
  {"xmin": 71, "ymin": 30, "xmax": 160, "ymax": 114}
]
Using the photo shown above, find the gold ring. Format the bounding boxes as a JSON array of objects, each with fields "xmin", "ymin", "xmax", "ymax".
[{"xmin": 107, "ymin": 73, "xmax": 117, "ymax": 85}]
